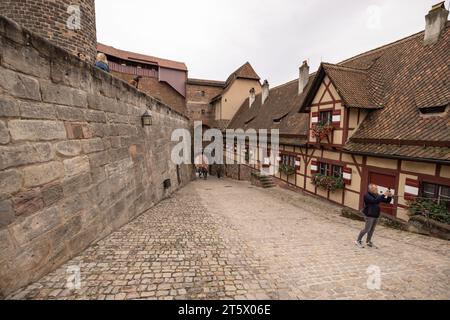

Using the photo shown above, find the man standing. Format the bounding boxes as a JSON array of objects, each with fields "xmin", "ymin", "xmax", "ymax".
[{"xmin": 356, "ymin": 184, "xmax": 393, "ymax": 248}]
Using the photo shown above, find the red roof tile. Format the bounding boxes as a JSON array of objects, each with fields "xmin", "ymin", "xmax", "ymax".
[{"xmin": 97, "ymin": 43, "xmax": 187, "ymax": 71}]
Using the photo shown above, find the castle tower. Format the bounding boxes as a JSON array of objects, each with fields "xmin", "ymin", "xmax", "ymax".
[{"xmin": 0, "ymin": 0, "xmax": 97, "ymax": 62}]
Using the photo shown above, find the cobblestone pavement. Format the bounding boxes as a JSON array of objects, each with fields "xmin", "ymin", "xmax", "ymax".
[{"xmin": 7, "ymin": 178, "xmax": 450, "ymax": 300}]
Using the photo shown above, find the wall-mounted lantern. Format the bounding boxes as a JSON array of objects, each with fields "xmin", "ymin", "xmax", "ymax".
[{"xmin": 142, "ymin": 110, "xmax": 152, "ymax": 127}]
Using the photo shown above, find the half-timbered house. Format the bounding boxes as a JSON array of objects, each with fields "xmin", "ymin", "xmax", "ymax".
[{"xmin": 227, "ymin": 3, "xmax": 450, "ymax": 221}]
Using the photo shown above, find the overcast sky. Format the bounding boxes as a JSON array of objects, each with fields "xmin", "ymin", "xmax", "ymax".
[{"xmin": 96, "ymin": 0, "xmax": 446, "ymax": 86}]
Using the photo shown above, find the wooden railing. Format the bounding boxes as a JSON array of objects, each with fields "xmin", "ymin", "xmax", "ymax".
[{"xmin": 109, "ymin": 61, "xmax": 158, "ymax": 78}]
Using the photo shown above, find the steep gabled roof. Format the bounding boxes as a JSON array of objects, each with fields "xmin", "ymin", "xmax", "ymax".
[
  {"xmin": 212, "ymin": 62, "xmax": 261, "ymax": 102},
  {"xmin": 229, "ymin": 22, "xmax": 450, "ymax": 159},
  {"xmin": 225, "ymin": 62, "xmax": 261, "ymax": 87},
  {"xmin": 342, "ymin": 23, "xmax": 450, "ymax": 147},
  {"xmin": 97, "ymin": 43, "xmax": 187, "ymax": 71},
  {"xmin": 228, "ymin": 77, "xmax": 313, "ymax": 140}
]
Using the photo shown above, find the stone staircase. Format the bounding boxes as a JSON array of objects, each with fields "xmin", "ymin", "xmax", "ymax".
[{"xmin": 252, "ymin": 172, "xmax": 275, "ymax": 189}]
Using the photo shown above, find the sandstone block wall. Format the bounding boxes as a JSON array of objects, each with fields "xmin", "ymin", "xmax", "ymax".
[{"xmin": 0, "ymin": 15, "xmax": 192, "ymax": 297}]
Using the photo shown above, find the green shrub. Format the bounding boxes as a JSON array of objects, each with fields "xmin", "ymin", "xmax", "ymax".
[
  {"xmin": 408, "ymin": 198, "xmax": 450, "ymax": 225},
  {"xmin": 279, "ymin": 164, "xmax": 296, "ymax": 176}
]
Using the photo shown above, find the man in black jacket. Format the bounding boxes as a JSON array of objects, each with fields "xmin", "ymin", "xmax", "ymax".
[{"xmin": 356, "ymin": 184, "xmax": 393, "ymax": 248}]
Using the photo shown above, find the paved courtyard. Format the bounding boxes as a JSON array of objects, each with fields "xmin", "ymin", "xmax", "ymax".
[{"xmin": 7, "ymin": 178, "xmax": 450, "ymax": 300}]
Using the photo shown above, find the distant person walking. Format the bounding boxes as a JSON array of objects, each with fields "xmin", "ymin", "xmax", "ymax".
[
  {"xmin": 216, "ymin": 165, "xmax": 224, "ymax": 179},
  {"xmin": 94, "ymin": 53, "xmax": 110, "ymax": 73},
  {"xmin": 356, "ymin": 184, "xmax": 393, "ymax": 249}
]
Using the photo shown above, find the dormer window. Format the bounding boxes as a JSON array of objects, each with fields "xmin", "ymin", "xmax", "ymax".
[{"xmin": 419, "ymin": 104, "xmax": 448, "ymax": 115}]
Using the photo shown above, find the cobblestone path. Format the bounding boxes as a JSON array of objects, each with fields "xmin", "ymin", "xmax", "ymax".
[{"xmin": 8, "ymin": 178, "xmax": 450, "ymax": 300}]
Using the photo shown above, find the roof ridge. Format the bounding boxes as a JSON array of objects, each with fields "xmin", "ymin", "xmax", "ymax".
[
  {"xmin": 338, "ymin": 27, "xmax": 429, "ymax": 65},
  {"xmin": 269, "ymin": 73, "xmax": 317, "ymax": 91},
  {"xmin": 323, "ymin": 62, "xmax": 370, "ymax": 73},
  {"xmin": 97, "ymin": 42, "xmax": 187, "ymax": 70},
  {"xmin": 188, "ymin": 77, "xmax": 225, "ymax": 83}
]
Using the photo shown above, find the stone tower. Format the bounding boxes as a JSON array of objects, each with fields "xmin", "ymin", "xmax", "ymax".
[{"xmin": 0, "ymin": 0, "xmax": 97, "ymax": 62}]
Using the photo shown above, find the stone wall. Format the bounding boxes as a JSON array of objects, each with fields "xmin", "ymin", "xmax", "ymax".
[
  {"xmin": 0, "ymin": 0, "xmax": 97, "ymax": 62},
  {"xmin": 0, "ymin": 15, "xmax": 192, "ymax": 297},
  {"xmin": 186, "ymin": 82, "xmax": 224, "ymax": 127}
]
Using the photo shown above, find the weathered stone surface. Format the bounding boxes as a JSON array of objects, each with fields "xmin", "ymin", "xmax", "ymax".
[
  {"xmin": 51, "ymin": 60, "xmax": 90, "ymax": 91},
  {"xmin": 0, "ymin": 96, "xmax": 19, "ymax": 117},
  {"xmin": 105, "ymin": 158, "xmax": 133, "ymax": 178},
  {"xmin": 84, "ymin": 109, "xmax": 106, "ymax": 123},
  {"xmin": 19, "ymin": 101, "xmax": 56, "ymax": 120},
  {"xmin": 0, "ymin": 15, "xmax": 192, "ymax": 297},
  {"xmin": 55, "ymin": 140, "xmax": 81, "ymax": 157},
  {"xmin": 41, "ymin": 183, "xmax": 63, "ymax": 207},
  {"xmin": 41, "ymin": 81, "xmax": 87, "ymax": 108},
  {"xmin": 12, "ymin": 189, "xmax": 44, "ymax": 217},
  {"xmin": 88, "ymin": 123, "xmax": 106, "ymax": 138},
  {"xmin": 63, "ymin": 156, "xmax": 90, "ymax": 178},
  {"xmin": 8, "ymin": 120, "xmax": 66, "ymax": 141},
  {"xmin": 64, "ymin": 122, "xmax": 91, "ymax": 140},
  {"xmin": 2, "ymin": 40, "xmax": 50, "ymax": 79},
  {"xmin": 0, "ymin": 120, "xmax": 10, "ymax": 144},
  {"xmin": 0, "ymin": 169, "xmax": 22, "ymax": 195},
  {"xmin": 88, "ymin": 151, "xmax": 110, "ymax": 168},
  {"xmin": 11, "ymin": 206, "xmax": 61, "ymax": 245},
  {"xmin": 0, "ymin": 199, "xmax": 15, "ymax": 227},
  {"xmin": 62, "ymin": 173, "xmax": 92, "ymax": 195},
  {"xmin": 87, "ymin": 94, "xmax": 119, "ymax": 113},
  {"xmin": 62, "ymin": 194, "xmax": 88, "ymax": 216},
  {"xmin": 23, "ymin": 161, "xmax": 64, "ymax": 188},
  {"xmin": 0, "ymin": 143, "xmax": 53, "ymax": 170},
  {"xmin": 46, "ymin": 216, "xmax": 82, "ymax": 248},
  {"xmin": 0, "ymin": 228, "xmax": 15, "ymax": 255},
  {"xmin": 91, "ymin": 167, "xmax": 106, "ymax": 183},
  {"xmin": 81, "ymin": 138, "xmax": 104, "ymax": 154},
  {"xmin": 107, "ymin": 113, "xmax": 129, "ymax": 124},
  {"xmin": 55, "ymin": 105, "xmax": 84, "ymax": 121},
  {"xmin": 0, "ymin": 67, "xmax": 41, "ymax": 100}
]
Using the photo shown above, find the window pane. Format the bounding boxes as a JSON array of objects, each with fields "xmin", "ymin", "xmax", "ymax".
[
  {"xmin": 319, "ymin": 163, "xmax": 329, "ymax": 175},
  {"xmin": 320, "ymin": 111, "xmax": 332, "ymax": 124},
  {"xmin": 423, "ymin": 183, "xmax": 437, "ymax": 198},
  {"xmin": 439, "ymin": 186, "xmax": 450, "ymax": 198},
  {"xmin": 332, "ymin": 165, "xmax": 343, "ymax": 178},
  {"xmin": 438, "ymin": 185, "xmax": 450, "ymax": 208}
]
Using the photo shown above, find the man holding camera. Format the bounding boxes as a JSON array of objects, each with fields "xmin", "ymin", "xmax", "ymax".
[{"xmin": 356, "ymin": 184, "xmax": 393, "ymax": 249}]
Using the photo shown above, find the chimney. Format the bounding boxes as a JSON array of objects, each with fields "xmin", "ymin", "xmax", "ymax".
[
  {"xmin": 262, "ymin": 80, "xmax": 270, "ymax": 104},
  {"xmin": 299, "ymin": 60, "xmax": 310, "ymax": 95},
  {"xmin": 424, "ymin": 2, "xmax": 449, "ymax": 45},
  {"xmin": 249, "ymin": 88, "xmax": 256, "ymax": 108}
]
